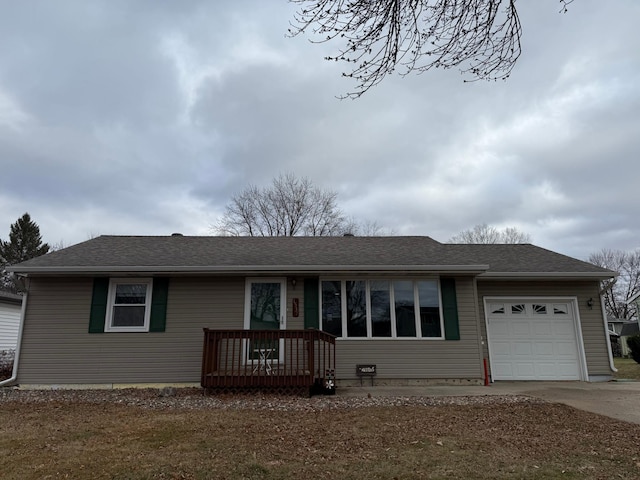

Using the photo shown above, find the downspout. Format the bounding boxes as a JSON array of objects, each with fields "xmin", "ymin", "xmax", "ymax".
[
  {"xmin": 0, "ymin": 276, "xmax": 28, "ymax": 387},
  {"xmin": 601, "ymin": 294, "xmax": 617, "ymax": 374}
]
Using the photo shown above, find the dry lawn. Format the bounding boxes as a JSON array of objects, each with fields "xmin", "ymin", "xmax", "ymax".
[
  {"xmin": 2, "ymin": 392, "xmax": 640, "ymax": 480},
  {"xmin": 614, "ymin": 357, "xmax": 640, "ymax": 380}
]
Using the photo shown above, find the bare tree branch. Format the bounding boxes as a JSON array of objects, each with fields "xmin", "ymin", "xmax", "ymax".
[
  {"xmin": 589, "ymin": 249, "xmax": 640, "ymax": 320},
  {"xmin": 289, "ymin": 0, "xmax": 575, "ymax": 98}
]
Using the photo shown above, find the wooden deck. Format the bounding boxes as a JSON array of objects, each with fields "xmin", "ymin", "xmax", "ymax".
[{"xmin": 201, "ymin": 329, "xmax": 336, "ymax": 395}]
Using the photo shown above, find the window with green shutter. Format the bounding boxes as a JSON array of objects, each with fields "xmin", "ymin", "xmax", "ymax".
[
  {"xmin": 303, "ymin": 278, "xmax": 319, "ymax": 329},
  {"xmin": 89, "ymin": 278, "xmax": 109, "ymax": 333},
  {"xmin": 89, "ymin": 277, "xmax": 168, "ymax": 333},
  {"xmin": 440, "ymin": 278, "xmax": 460, "ymax": 340}
]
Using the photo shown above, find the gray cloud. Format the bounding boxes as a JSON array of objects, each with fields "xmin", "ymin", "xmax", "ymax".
[{"xmin": 0, "ymin": 0, "xmax": 638, "ymax": 260}]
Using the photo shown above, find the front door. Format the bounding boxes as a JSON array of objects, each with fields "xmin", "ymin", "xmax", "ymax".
[{"xmin": 244, "ymin": 278, "xmax": 286, "ymax": 365}]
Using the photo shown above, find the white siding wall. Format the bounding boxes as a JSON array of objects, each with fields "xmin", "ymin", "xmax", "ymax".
[{"xmin": 0, "ymin": 301, "xmax": 21, "ymax": 351}]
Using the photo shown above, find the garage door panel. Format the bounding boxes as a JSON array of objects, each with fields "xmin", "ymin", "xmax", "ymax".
[
  {"xmin": 555, "ymin": 341, "xmax": 579, "ymax": 356},
  {"xmin": 490, "ymin": 319, "xmax": 510, "ymax": 332},
  {"xmin": 556, "ymin": 362, "xmax": 580, "ymax": 378},
  {"xmin": 534, "ymin": 342, "xmax": 554, "ymax": 356},
  {"xmin": 491, "ymin": 341, "xmax": 513, "ymax": 356},
  {"xmin": 553, "ymin": 322, "xmax": 575, "ymax": 336},
  {"xmin": 492, "ymin": 363, "xmax": 514, "ymax": 378},
  {"xmin": 533, "ymin": 322, "xmax": 553, "ymax": 336},
  {"xmin": 487, "ymin": 300, "xmax": 581, "ymax": 381},
  {"xmin": 511, "ymin": 323, "xmax": 531, "ymax": 336},
  {"xmin": 536, "ymin": 363, "xmax": 558, "ymax": 378},
  {"xmin": 512, "ymin": 342, "xmax": 533, "ymax": 356},
  {"xmin": 514, "ymin": 363, "xmax": 536, "ymax": 378}
]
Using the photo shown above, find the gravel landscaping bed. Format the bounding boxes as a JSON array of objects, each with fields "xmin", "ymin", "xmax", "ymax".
[{"xmin": 0, "ymin": 386, "xmax": 544, "ymax": 410}]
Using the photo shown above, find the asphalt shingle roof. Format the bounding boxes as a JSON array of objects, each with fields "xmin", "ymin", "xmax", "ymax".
[
  {"xmin": 620, "ymin": 322, "xmax": 640, "ymax": 337},
  {"xmin": 8, "ymin": 235, "xmax": 614, "ymax": 278}
]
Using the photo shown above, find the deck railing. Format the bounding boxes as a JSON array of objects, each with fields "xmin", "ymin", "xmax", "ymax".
[{"xmin": 201, "ymin": 328, "xmax": 336, "ymax": 395}]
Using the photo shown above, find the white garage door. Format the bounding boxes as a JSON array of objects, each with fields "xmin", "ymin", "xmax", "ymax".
[{"xmin": 486, "ymin": 300, "xmax": 582, "ymax": 381}]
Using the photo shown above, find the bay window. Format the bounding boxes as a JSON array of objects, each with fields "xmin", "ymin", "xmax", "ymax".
[
  {"xmin": 346, "ymin": 280, "xmax": 367, "ymax": 337},
  {"xmin": 370, "ymin": 280, "xmax": 391, "ymax": 337},
  {"xmin": 321, "ymin": 280, "xmax": 342, "ymax": 337},
  {"xmin": 321, "ymin": 278, "xmax": 444, "ymax": 339}
]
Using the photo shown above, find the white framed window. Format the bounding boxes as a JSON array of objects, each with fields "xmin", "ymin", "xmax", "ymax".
[
  {"xmin": 532, "ymin": 304, "xmax": 547, "ymax": 314},
  {"xmin": 105, "ymin": 278, "xmax": 153, "ymax": 332},
  {"xmin": 320, "ymin": 278, "xmax": 444, "ymax": 339},
  {"xmin": 553, "ymin": 304, "xmax": 569, "ymax": 315},
  {"xmin": 511, "ymin": 304, "xmax": 526, "ymax": 315},
  {"xmin": 490, "ymin": 304, "xmax": 505, "ymax": 314}
]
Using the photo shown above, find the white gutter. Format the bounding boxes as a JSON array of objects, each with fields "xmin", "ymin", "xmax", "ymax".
[
  {"xmin": 8, "ymin": 264, "xmax": 490, "ymax": 274},
  {"xmin": 479, "ymin": 272, "xmax": 615, "ymax": 280},
  {"xmin": 601, "ymin": 293, "xmax": 617, "ymax": 374},
  {"xmin": 0, "ymin": 291, "xmax": 27, "ymax": 387}
]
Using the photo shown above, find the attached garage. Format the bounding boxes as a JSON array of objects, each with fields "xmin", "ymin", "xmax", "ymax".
[{"xmin": 485, "ymin": 298, "xmax": 587, "ymax": 381}]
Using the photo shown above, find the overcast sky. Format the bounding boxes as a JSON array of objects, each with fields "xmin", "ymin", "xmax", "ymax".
[{"xmin": 0, "ymin": 1, "xmax": 638, "ymax": 261}]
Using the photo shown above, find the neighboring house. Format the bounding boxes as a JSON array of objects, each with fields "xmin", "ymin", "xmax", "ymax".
[
  {"xmin": 608, "ymin": 317, "xmax": 627, "ymax": 336},
  {"xmin": 620, "ymin": 321, "xmax": 640, "ymax": 357},
  {"xmin": 5, "ymin": 235, "xmax": 616, "ymax": 389},
  {"xmin": 607, "ymin": 317, "xmax": 626, "ymax": 358},
  {"xmin": 0, "ymin": 291, "xmax": 22, "ymax": 351},
  {"xmin": 607, "ymin": 329, "xmax": 622, "ymax": 358}
]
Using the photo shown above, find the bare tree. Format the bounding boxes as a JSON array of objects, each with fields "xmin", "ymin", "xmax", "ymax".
[
  {"xmin": 215, "ymin": 173, "xmax": 349, "ymax": 236},
  {"xmin": 343, "ymin": 218, "xmax": 396, "ymax": 236},
  {"xmin": 448, "ymin": 223, "xmax": 531, "ymax": 244},
  {"xmin": 588, "ymin": 249, "xmax": 640, "ymax": 321},
  {"xmin": 501, "ymin": 226, "xmax": 531, "ymax": 244},
  {"xmin": 289, "ymin": 0, "xmax": 574, "ymax": 98}
]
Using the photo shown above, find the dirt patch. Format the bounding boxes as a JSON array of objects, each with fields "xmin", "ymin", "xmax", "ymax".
[{"xmin": 1, "ymin": 388, "xmax": 639, "ymax": 479}]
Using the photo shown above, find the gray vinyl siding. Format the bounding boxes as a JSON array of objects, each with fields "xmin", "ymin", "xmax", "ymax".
[
  {"xmin": 17, "ymin": 277, "xmax": 245, "ymax": 385},
  {"xmin": 25, "ymin": 276, "xmax": 605, "ymax": 385},
  {"xmin": 476, "ymin": 280, "xmax": 612, "ymax": 377},
  {"xmin": 334, "ymin": 276, "xmax": 484, "ymax": 380}
]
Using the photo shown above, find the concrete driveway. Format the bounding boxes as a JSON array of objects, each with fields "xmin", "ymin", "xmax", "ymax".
[{"xmin": 338, "ymin": 381, "xmax": 640, "ymax": 424}]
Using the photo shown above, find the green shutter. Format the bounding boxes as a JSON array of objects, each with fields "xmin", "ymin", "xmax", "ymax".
[
  {"xmin": 304, "ymin": 278, "xmax": 319, "ymax": 329},
  {"xmin": 441, "ymin": 278, "xmax": 460, "ymax": 340},
  {"xmin": 89, "ymin": 278, "xmax": 109, "ymax": 333},
  {"xmin": 149, "ymin": 277, "xmax": 169, "ymax": 332}
]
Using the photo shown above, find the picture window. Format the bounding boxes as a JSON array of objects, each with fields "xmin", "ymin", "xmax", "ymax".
[{"xmin": 321, "ymin": 279, "xmax": 443, "ymax": 339}]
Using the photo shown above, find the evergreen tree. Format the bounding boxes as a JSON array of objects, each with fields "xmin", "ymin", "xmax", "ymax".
[{"xmin": 0, "ymin": 213, "xmax": 50, "ymax": 292}]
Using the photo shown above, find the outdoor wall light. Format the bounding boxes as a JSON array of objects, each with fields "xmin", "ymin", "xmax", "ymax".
[
  {"xmin": 587, "ymin": 298, "xmax": 594, "ymax": 309},
  {"xmin": 291, "ymin": 278, "xmax": 297, "ymax": 288}
]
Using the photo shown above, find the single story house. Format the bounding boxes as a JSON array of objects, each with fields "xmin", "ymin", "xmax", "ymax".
[
  {"xmin": 3, "ymin": 235, "xmax": 616, "ymax": 389},
  {"xmin": 0, "ymin": 290, "xmax": 22, "ymax": 352}
]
